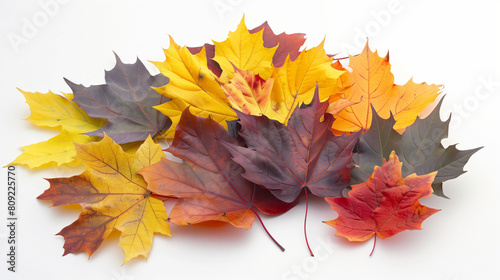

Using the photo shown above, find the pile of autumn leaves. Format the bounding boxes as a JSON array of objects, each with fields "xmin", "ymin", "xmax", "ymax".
[{"xmin": 11, "ymin": 18, "xmax": 479, "ymax": 263}]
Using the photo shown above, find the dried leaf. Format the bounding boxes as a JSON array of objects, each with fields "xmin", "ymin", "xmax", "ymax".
[
  {"xmin": 331, "ymin": 42, "xmax": 440, "ymax": 133},
  {"xmin": 38, "ymin": 135, "xmax": 170, "ymax": 263},
  {"xmin": 9, "ymin": 130, "xmax": 96, "ymax": 169},
  {"xmin": 325, "ymin": 151, "xmax": 439, "ymax": 255},
  {"xmin": 223, "ymin": 88, "xmax": 359, "ymax": 203},
  {"xmin": 153, "ymin": 37, "xmax": 237, "ymax": 138},
  {"xmin": 271, "ymin": 40, "xmax": 345, "ymax": 123},
  {"xmin": 67, "ymin": 54, "xmax": 171, "ymax": 144},
  {"xmin": 350, "ymin": 100, "xmax": 481, "ymax": 197},
  {"xmin": 213, "ymin": 16, "xmax": 277, "ymax": 81},
  {"xmin": 9, "ymin": 90, "xmax": 102, "ymax": 168},
  {"xmin": 220, "ymin": 67, "xmax": 281, "ymax": 121}
]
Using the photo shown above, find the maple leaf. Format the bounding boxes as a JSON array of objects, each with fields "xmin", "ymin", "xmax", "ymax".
[
  {"xmin": 220, "ymin": 67, "xmax": 282, "ymax": 121},
  {"xmin": 66, "ymin": 54, "xmax": 171, "ymax": 144},
  {"xmin": 223, "ymin": 88, "xmax": 359, "ymax": 202},
  {"xmin": 249, "ymin": 21, "xmax": 306, "ymax": 67},
  {"xmin": 9, "ymin": 130, "xmax": 96, "ymax": 169},
  {"xmin": 187, "ymin": 20, "xmax": 306, "ymax": 75},
  {"xmin": 350, "ymin": 100, "xmax": 482, "ymax": 197},
  {"xmin": 324, "ymin": 151, "xmax": 440, "ymax": 255},
  {"xmin": 140, "ymin": 108, "xmax": 298, "ymax": 251},
  {"xmin": 396, "ymin": 99, "xmax": 482, "ymax": 187},
  {"xmin": 222, "ymin": 88, "xmax": 359, "ymax": 255},
  {"xmin": 270, "ymin": 40, "xmax": 345, "ymax": 123},
  {"xmin": 153, "ymin": 37, "xmax": 237, "ymax": 138},
  {"xmin": 38, "ymin": 135, "xmax": 170, "ymax": 263},
  {"xmin": 213, "ymin": 16, "xmax": 277, "ymax": 81},
  {"xmin": 8, "ymin": 90, "xmax": 102, "ymax": 169},
  {"xmin": 331, "ymin": 41, "xmax": 441, "ymax": 133},
  {"xmin": 20, "ymin": 90, "xmax": 103, "ymax": 131}
]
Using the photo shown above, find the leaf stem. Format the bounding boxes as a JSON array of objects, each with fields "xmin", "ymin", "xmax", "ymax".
[
  {"xmin": 369, "ymin": 234, "xmax": 377, "ymax": 256},
  {"xmin": 304, "ymin": 191, "xmax": 314, "ymax": 256},
  {"xmin": 252, "ymin": 209, "xmax": 285, "ymax": 252}
]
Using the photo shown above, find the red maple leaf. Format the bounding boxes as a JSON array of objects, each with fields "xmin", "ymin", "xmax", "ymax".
[{"xmin": 324, "ymin": 151, "xmax": 440, "ymax": 255}]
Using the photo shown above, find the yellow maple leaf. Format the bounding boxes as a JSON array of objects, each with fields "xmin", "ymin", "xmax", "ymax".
[
  {"xmin": 38, "ymin": 135, "xmax": 170, "ymax": 263},
  {"xmin": 9, "ymin": 130, "xmax": 97, "ymax": 169},
  {"xmin": 270, "ymin": 40, "xmax": 346, "ymax": 123},
  {"xmin": 20, "ymin": 90, "xmax": 103, "ymax": 132},
  {"xmin": 331, "ymin": 42, "xmax": 441, "ymax": 133},
  {"xmin": 153, "ymin": 37, "xmax": 237, "ymax": 138},
  {"xmin": 213, "ymin": 16, "xmax": 277, "ymax": 81},
  {"xmin": 9, "ymin": 90, "xmax": 104, "ymax": 169}
]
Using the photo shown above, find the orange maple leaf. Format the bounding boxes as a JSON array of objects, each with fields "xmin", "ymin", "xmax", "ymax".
[
  {"xmin": 324, "ymin": 151, "xmax": 439, "ymax": 255},
  {"xmin": 331, "ymin": 42, "xmax": 441, "ymax": 133}
]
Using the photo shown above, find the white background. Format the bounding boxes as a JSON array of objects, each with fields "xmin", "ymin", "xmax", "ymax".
[{"xmin": 1, "ymin": 0, "xmax": 499, "ymax": 279}]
